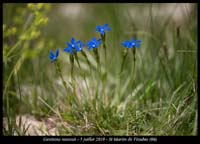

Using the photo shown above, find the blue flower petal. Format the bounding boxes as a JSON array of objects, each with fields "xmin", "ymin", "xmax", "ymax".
[
  {"xmin": 71, "ymin": 38, "xmax": 75, "ymax": 44},
  {"xmin": 64, "ymin": 38, "xmax": 83, "ymax": 54},
  {"xmin": 103, "ymin": 23, "xmax": 108, "ymax": 27},
  {"xmin": 66, "ymin": 42, "xmax": 71, "ymax": 47},
  {"xmin": 103, "ymin": 24, "xmax": 111, "ymax": 31},
  {"xmin": 97, "ymin": 39, "xmax": 101, "ymax": 45},
  {"xmin": 50, "ymin": 51, "xmax": 55, "ymax": 57},
  {"xmin": 88, "ymin": 46, "xmax": 93, "ymax": 50},
  {"xmin": 64, "ymin": 47, "xmax": 72, "ymax": 53},
  {"xmin": 92, "ymin": 38, "xmax": 97, "ymax": 42},
  {"xmin": 87, "ymin": 41, "xmax": 92, "ymax": 45},
  {"xmin": 49, "ymin": 55, "xmax": 54, "ymax": 60},
  {"xmin": 122, "ymin": 41, "xmax": 130, "ymax": 47},
  {"xmin": 56, "ymin": 49, "xmax": 59, "ymax": 57},
  {"xmin": 135, "ymin": 42, "xmax": 141, "ymax": 48},
  {"xmin": 75, "ymin": 45, "xmax": 81, "ymax": 52},
  {"xmin": 79, "ymin": 42, "xmax": 84, "ymax": 48},
  {"xmin": 49, "ymin": 49, "xmax": 59, "ymax": 62},
  {"xmin": 96, "ymin": 24, "xmax": 111, "ymax": 35},
  {"xmin": 96, "ymin": 25, "xmax": 101, "ymax": 30},
  {"xmin": 130, "ymin": 38, "xmax": 135, "ymax": 43},
  {"xmin": 105, "ymin": 27, "xmax": 111, "ymax": 31},
  {"xmin": 87, "ymin": 37, "xmax": 102, "ymax": 50},
  {"xmin": 76, "ymin": 40, "xmax": 81, "ymax": 44},
  {"xmin": 122, "ymin": 38, "xmax": 141, "ymax": 49},
  {"xmin": 100, "ymin": 31, "xmax": 105, "ymax": 35},
  {"xmin": 136, "ymin": 40, "xmax": 141, "ymax": 43}
]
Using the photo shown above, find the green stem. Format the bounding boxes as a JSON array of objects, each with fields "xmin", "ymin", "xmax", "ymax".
[
  {"xmin": 130, "ymin": 49, "xmax": 136, "ymax": 93},
  {"xmin": 120, "ymin": 49, "xmax": 128, "ymax": 74},
  {"xmin": 94, "ymin": 49, "xmax": 101, "ymax": 75},
  {"xmin": 54, "ymin": 61, "xmax": 73, "ymax": 106},
  {"xmin": 69, "ymin": 54, "xmax": 76, "ymax": 104},
  {"xmin": 69, "ymin": 54, "xmax": 74, "ymax": 82},
  {"xmin": 74, "ymin": 52, "xmax": 91, "ymax": 99},
  {"xmin": 101, "ymin": 34, "xmax": 107, "ymax": 105},
  {"xmin": 81, "ymin": 50, "xmax": 92, "ymax": 75},
  {"xmin": 101, "ymin": 34, "xmax": 107, "ymax": 63},
  {"xmin": 16, "ymin": 71, "xmax": 22, "ymax": 107},
  {"xmin": 117, "ymin": 50, "xmax": 128, "ymax": 105},
  {"xmin": 116, "ymin": 73, "xmax": 121, "ymax": 105},
  {"xmin": 6, "ymin": 40, "xmax": 21, "ymax": 59},
  {"xmin": 93, "ymin": 48, "xmax": 101, "ymax": 106},
  {"xmin": 54, "ymin": 62, "xmax": 67, "ymax": 91}
]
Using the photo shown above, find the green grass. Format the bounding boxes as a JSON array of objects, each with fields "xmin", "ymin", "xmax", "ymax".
[{"xmin": 3, "ymin": 3, "xmax": 197, "ymax": 135}]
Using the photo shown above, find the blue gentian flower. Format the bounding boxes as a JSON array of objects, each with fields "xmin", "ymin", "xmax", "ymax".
[
  {"xmin": 122, "ymin": 40, "xmax": 132, "ymax": 48},
  {"xmin": 63, "ymin": 38, "xmax": 84, "ymax": 54},
  {"xmin": 129, "ymin": 38, "xmax": 141, "ymax": 48},
  {"xmin": 49, "ymin": 49, "xmax": 59, "ymax": 62},
  {"xmin": 87, "ymin": 38, "xmax": 101, "ymax": 50},
  {"xmin": 96, "ymin": 24, "xmax": 111, "ymax": 36},
  {"xmin": 122, "ymin": 38, "xmax": 141, "ymax": 48}
]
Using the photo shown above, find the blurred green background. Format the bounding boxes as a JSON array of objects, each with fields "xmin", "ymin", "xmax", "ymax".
[{"xmin": 3, "ymin": 3, "xmax": 197, "ymax": 135}]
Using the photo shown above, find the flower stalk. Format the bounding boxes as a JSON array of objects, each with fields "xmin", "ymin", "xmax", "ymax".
[
  {"xmin": 101, "ymin": 34, "xmax": 107, "ymax": 63},
  {"xmin": 130, "ymin": 48, "xmax": 136, "ymax": 90},
  {"xmin": 74, "ymin": 52, "xmax": 91, "ymax": 98},
  {"xmin": 54, "ymin": 62, "xmax": 67, "ymax": 91}
]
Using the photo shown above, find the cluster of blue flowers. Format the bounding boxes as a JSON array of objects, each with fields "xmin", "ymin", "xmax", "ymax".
[{"xmin": 49, "ymin": 24, "xmax": 141, "ymax": 62}]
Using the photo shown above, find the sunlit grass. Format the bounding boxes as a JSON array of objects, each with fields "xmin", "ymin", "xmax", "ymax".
[{"xmin": 3, "ymin": 3, "xmax": 197, "ymax": 136}]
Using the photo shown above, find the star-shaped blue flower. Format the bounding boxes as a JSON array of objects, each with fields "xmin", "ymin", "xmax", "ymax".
[
  {"xmin": 122, "ymin": 38, "xmax": 141, "ymax": 49},
  {"xmin": 49, "ymin": 49, "xmax": 59, "ymax": 62},
  {"xmin": 96, "ymin": 24, "xmax": 111, "ymax": 36},
  {"xmin": 63, "ymin": 38, "xmax": 84, "ymax": 54},
  {"xmin": 87, "ymin": 38, "xmax": 101, "ymax": 50}
]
